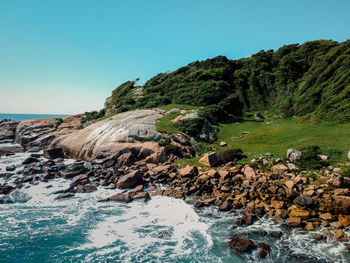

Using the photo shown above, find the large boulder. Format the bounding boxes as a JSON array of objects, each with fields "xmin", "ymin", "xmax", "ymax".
[
  {"xmin": 116, "ymin": 170, "xmax": 143, "ymax": 189},
  {"xmin": 0, "ymin": 120, "xmax": 18, "ymax": 143},
  {"xmin": 15, "ymin": 118, "xmax": 60, "ymax": 147},
  {"xmin": 229, "ymin": 236, "xmax": 257, "ymax": 252},
  {"xmin": 49, "ymin": 110, "xmax": 163, "ymax": 162},
  {"xmin": 287, "ymin": 149, "xmax": 302, "ymax": 163},
  {"xmin": 199, "ymin": 152, "xmax": 218, "ymax": 167},
  {"xmin": 0, "ymin": 143, "xmax": 24, "ymax": 154}
]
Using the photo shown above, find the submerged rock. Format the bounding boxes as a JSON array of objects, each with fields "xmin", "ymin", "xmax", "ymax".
[{"xmin": 229, "ymin": 236, "xmax": 257, "ymax": 252}]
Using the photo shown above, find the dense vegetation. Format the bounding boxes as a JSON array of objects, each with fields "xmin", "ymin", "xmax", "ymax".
[{"xmin": 106, "ymin": 40, "xmax": 350, "ymax": 122}]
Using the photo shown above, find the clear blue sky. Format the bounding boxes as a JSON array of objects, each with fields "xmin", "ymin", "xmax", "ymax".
[{"xmin": 1, "ymin": 0, "xmax": 349, "ymax": 114}]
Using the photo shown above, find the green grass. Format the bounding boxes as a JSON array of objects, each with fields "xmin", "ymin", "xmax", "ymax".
[
  {"xmin": 213, "ymin": 117, "xmax": 350, "ymax": 162},
  {"xmin": 157, "ymin": 104, "xmax": 201, "ymax": 111},
  {"xmin": 156, "ymin": 112, "xmax": 181, "ymax": 134}
]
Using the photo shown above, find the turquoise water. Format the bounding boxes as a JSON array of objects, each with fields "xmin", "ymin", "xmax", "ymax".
[
  {"xmin": 0, "ymin": 153, "xmax": 349, "ymax": 263},
  {"xmin": 0, "ymin": 113, "xmax": 70, "ymax": 122}
]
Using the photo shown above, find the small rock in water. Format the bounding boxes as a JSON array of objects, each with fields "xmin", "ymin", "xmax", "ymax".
[
  {"xmin": 55, "ymin": 193, "xmax": 75, "ymax": 200},
  {"xmin": 229, "ymin": 236, "xmax": 257, "ymax": 252},
  {"xmin": 5, "ymin": 165, "xmax": 15, "ymax": 172}
]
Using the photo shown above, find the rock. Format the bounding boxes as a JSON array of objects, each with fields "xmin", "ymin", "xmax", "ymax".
[
  {"xmin": 0, "ymin": 143, "xmax": 24, "ymax": 154},
  {"xmin": 338, "ymin": 215, "xmax": 350, "ymax": 227},
  {"xmin": 195, "ymin": 200, "xmax": 204, "ymax": 208},
  {"xmin": 5, "ymin": 165, "xmax": 15, "ymax": 172},
  {"xmin": 133, "ymin": 192, "xmax": 151, "ymax": 201},
  {"xmin": 289, "ymin": 209, "xmax": 310, "ymax": 219},
  {"xmin": 220, "ymin": 141, "xmax": 227, "ymax": 147},
  {"xmin": 348, "ymin": 150, "xmax": 350, "ymax": 161},
  {"xmin": 320, "ymin": 155, "xmax": 330, "ymax": 160},
  {"xmin": 0, "ymin": 119, "xmax": 18, "ymax": 143},
  {"xmin": 178, "ymin": 165, "xmax": 198, "ymax": 178},
  {"xmin": 272, "ymin": 164, "xmax": 288, "ymax": 175},
  {"xmin": 334, "ymin": 188, "xmax": 350, "ymax": 196},
  {"xmin": 102, "ymin": 192, "xmax": 132, "ymax": 203},
  {"xmin": 229, "ymin": 236, "xmax": 257, "ymax": 252},
  {"xmin": 75, "ymin": 185, "xmax": 97, "ymax": 193},
  {"xmin": 294, "ymin": 195, "xmax": 313, "ymax": 207},
  {"xmin": 199, "ymin": 153, "xmax": 218, "ymax": 167},
  {"xmin": 330, "ymin": 221, "xmax": 342, "ymax": 229},
  {"xmin": 49, "ymin": 110, "xmax": 163, "ymax": 162},
  {"xmin": 287, "ymin": 216, "xmax": 302, "ymax": 227},
  {"xmin": 335, "ymin": 196, "xmax": 350, "ymax": 214},
  {"xmin": 55, "ymin": 193, "xmax": 75, "ymax": 200},
  {"xmin": 243, "ymin": 166, "xmax": 256, "ymax": 179},
  {"xmin": 327, "ymin": 174, "xmax": 346, "ymax": 188},
  {"xmin": 70, "ymin": 174, "xmax": 90, "ymax": 187},
  {"xmin": 22, "ymin": 156, "xmax": 39, "ymax": 165},
  {"xmin": 15, "ymin": 118, "xmax": 59, "ymax": 147},
  {"xmin": 44, "ymin": 148, "xmax": 64, "ymax": 159},
  {"xmin": 335, "ymin": 229, "xmax": 345, "ymax": 240},
  {"xmin": 305, "ymin": 222, "xmax": 315, "ymax": 231},
  {"xmin": 218, "ymin": 200, "xmax": 232, "ymax": 211},
  {"xmin": 287, "ymin": 149, "xmax": 302, "ymax": 163},
  {"xmin": 0, "ymin": 185, "xmax": 15, "ymax": 194},
  {"xmin": 287, "ymin": 163, "xmax": 298, "ymax": 171},
  {"xmin": 320, "ymin": 213, "xmax": 333, "ymax": 221},
  {"xmin": 116, "ymin": 170, "xmax": 143, "ymax": 189}
]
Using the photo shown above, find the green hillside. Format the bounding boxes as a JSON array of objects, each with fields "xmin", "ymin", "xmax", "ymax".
[{"xmin": 105, "ymin": 39, "xmax": 350, "ymax": 122}]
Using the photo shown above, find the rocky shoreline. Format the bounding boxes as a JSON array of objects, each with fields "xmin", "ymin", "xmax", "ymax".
[{"xmin": 1, "ymin": 113, "xmax": 350, "ymax": 259}]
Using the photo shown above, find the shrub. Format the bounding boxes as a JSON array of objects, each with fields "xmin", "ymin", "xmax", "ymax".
[
  {"xmin": 299, "ymin": 145, "xmax": 329, "ymax": 170},
  {"xmin": 164, "ymin": 144, "xmax": 181, "ymax": 156},
  {"xmin": 178, "ymin": 118, "xmax": 206, "ymax": 137},
  {"xmin": 158, "ymin": 137, "xmax": 171, "ymax": 147},
  {"xmin": 217, "ymin": 148, "xmax": 245, "ymax": 163}
]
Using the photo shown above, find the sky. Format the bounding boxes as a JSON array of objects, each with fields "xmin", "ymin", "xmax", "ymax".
[{"xmin": 0, "ymin": 0, "xmax": 349, "ymax": 115}]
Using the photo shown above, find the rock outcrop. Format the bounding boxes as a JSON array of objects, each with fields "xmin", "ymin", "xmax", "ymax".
[
  {"xmin": 49, "ymin": 110, "xmax": 163, "ymax": 163},
  {"xmin": 0, "ymin": 119, "xmax": 18, "ymax": 143}
]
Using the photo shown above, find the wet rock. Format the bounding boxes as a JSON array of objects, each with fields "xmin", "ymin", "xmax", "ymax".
[
  {"xmin": 70, "ymin": 174, "xmax": 90, "ymax": 187},
  {"xmin": 229, "ymin": 236, "xmax": 257, "ymax": 252},
  {"xmin": 199, "ymin": 152, "xmax": 218, "ymax": 167},
  {"xmin": 294, "ymin": 195, "xmax": 313, "ymax": 207},
  {"xmin": 116, "ymin": 170, "xmax": 143, "ymax": 189},
  {"xmin": 218, "ymin": 200, "xmax": 232, "ymax": 211},
  {"xmin": 100, "ymin": 192, "xmax": 132, "ymax": 203},
  {"xmin": 338, "ymin": 215, "xmax": 350, "ymax": 227},
  {"xmin": 5, "ymin": 165, "xmax": 15, "ymax": 172},
  {"xmin": 0, "ymin": 185, "xmax": 15, "ymax": 194},
  {"xmin": 304, "ymin": 222, "xmax": 315, "ymax": 231},
  {"xmin": 44, "ymin": 148, "xmax": 64, "ymax": 159},
  {"xmin": 55, "ymin": 193, "xmax": 75, "ymax": 200},
  {"xmin": 257, "ymin": 242, "xmax": 270, "ymax": 258},
  {"xmin": 289, "ymin": 209, "xmax": 310, "ymax": 219},
  {"xmin": 0, "ymin": 143, "xmax": 24, "ymax": 154},
  {"xmin": 75, "ymin": 185, "xmax": 97, "ymax": 193},
  {"xmin": 319, "ymin": 213, "xmax": 333, "ymax": 221},
  {"xmin": 133, "ymin": 192, "xmax": 151, "ymax": 201},
  {"xmin": 22, "ymin": 156, "xmax": 39, "ymax": 165},
  {"xmin": 287, "ymin": 216, "xmax": 302, "ymax": 227}
]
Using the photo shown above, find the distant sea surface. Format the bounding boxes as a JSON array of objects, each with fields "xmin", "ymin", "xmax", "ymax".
[{"xmin": 0, "ymin": 113, "xmax": 70, "ymax": 122}]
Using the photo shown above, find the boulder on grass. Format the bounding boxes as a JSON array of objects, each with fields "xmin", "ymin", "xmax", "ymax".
[{"xmin": 199, "ymin": 153, "xmax": 218, "ymax": 167}]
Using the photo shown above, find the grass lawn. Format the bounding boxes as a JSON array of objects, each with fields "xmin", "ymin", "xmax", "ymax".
[
  {"xmin": 156, "ymin": 106, "xmax": 350, "ymax": 163},
  {"xmin": 214, "ymin": 117, "xmax": 350, "ymax": 162}
]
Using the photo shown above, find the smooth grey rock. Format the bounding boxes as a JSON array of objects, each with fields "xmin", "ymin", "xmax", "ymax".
[
  {"xmin": 0, "ymin": 143, "xmax": 24, "ymax": 153},
  {"xmin": 287, "ymin": 149, "xmax": 302, "ymax": 163}
]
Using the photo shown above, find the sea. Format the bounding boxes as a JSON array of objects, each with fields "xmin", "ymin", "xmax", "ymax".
[
  {"xmin": 0, "ymin": 113, "xmax": 70, "ymax": 122},
  {"xmin": 0, "ymin": 153, "xmax": 349, "ymax": 263},
  {"xmin": 0, "ymin": 114, "xmax": 349, "ymax": 262}
]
